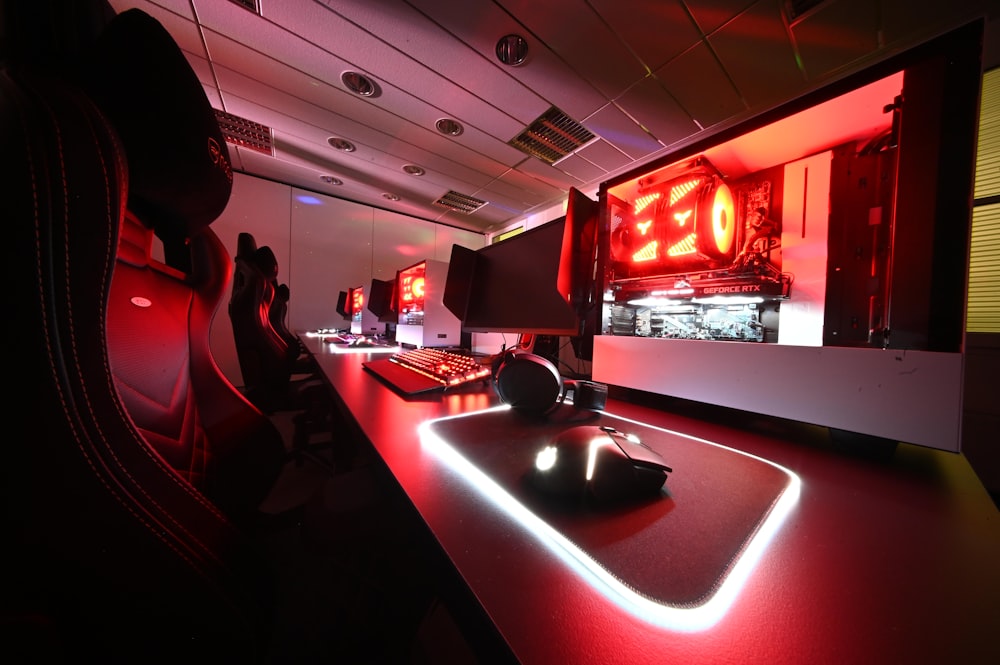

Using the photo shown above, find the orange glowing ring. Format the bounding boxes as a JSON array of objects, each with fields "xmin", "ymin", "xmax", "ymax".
[
  {"xmin": 712, "ymin": 182, "xmax": 735, "ymax": 255},
  {"xmin": 696, "ymin": 180, "xmax": 736, "ymax": 260}
]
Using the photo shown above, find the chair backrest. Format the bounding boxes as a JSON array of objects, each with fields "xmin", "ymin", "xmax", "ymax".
[
  {"xmin": 83, "ymin": 4, "xmax": 285, "ymax": 525},
  {"xmin": 229, "ymin": 239, "xmax": 301, "ymax": 410},
  {"xmin": 5, "ymin": 4, "xmax": 282, "ymax": 658},
  {"xmin": 271, "ymin": 282, "xmax": 302, "ymax": 353}
]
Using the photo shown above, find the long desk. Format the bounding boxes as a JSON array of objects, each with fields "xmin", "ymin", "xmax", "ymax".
[{"xmin": 301, "ymin": 335, "xmax": 1000, "ymax": 664}]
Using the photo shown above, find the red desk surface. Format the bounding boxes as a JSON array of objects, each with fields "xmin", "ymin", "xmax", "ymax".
[{"xmin": 302, "ymin": 336, "xmax": 1000, "ymax": 664}]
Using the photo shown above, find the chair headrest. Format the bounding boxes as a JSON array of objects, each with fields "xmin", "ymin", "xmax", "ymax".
[
  {"xmin": 80, "ymin": 9, "xmax": 233, "ymax": 242},
  {"xmin": 0, "ymin": 0, "xmax": 114, "ymax": 69},
  {"xmin": 251, "ymin": 246, "xmax": 279, "ymax": 281},
  {"xmin": 237, "ymin": 232, "xmax": 258, "ymax": 259}
]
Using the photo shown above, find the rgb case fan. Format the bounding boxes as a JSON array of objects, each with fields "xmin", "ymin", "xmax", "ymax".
[{"xmin": 610, "ymin": 156, "xmax": 736, "ymax": 277}]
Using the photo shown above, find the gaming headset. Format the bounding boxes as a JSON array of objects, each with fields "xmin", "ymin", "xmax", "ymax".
[{"xmin": 491, "ymin": 347, "xmax": 608, "ymax": 415}]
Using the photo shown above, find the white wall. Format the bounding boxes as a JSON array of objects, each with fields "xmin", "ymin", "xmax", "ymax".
[{"xmin": 209, "ymin": 173, "xmax": 486, "ymax": 387}]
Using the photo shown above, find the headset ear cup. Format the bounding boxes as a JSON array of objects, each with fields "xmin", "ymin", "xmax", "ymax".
[
  {"xmin": 491, "ymin": 349, "xmax": 514, "ymax": 382},
  {"xmin": 494, "ymin": 352, "xmax": 562, "ymax": 413}
]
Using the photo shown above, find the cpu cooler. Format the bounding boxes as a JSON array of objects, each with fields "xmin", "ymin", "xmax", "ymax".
[{"xmin": 610, "ymin": 156, "xmax": 736, "ymax": 275}]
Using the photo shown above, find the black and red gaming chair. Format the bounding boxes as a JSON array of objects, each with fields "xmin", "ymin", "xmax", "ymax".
[
  {"xmin": 229, "ymin": 240, "xmax": 298, "ymax": 411},
  {"xmin": 228, "ymin": 237, "xmax": 340, "ymax": 468},
  {"xmin": 272, "ymin": 282, "xmax": 311, "ymax": 363},
  {"xmin": 4, "ymin": 4, "xmax": 285, "ymax": 660}
]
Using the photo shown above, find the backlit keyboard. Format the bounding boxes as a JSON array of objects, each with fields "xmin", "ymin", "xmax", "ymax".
[{"xmin": 389, "ymin": 347, "xmax": 491, "ymax": 388}]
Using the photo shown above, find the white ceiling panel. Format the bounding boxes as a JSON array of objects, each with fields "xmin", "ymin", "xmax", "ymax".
[{"xmin": 103, "ymin": 0, "xmax": 995, "ymax": 235}]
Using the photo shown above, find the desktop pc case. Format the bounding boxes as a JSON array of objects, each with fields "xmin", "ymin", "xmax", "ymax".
[
  {"xmin": 347, "ymin": 285, "xmax": 382, "ymax": 336},
  {"xmin": 591, "ymin": 21, "xmax": 982, "ymax": 451},
  {"xmin": 351, "ymin": 308, "xmax": 381, "ymax": 336},
  {"xmin": 396, "ymin": 259, "xmax": 463, "ymax": 348}
]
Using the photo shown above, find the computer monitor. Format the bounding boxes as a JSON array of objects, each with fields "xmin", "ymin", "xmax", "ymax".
[
  {"xmin": 367, "ymin": 277, "xmax": 397, "ymax": 323},
  {"xmin": 443, "ymin": 187, "xmax": 600, "ymax": 359},
  {"xmin": 335, "ymin": 290, "xmax": 350, "ymax": 320}
]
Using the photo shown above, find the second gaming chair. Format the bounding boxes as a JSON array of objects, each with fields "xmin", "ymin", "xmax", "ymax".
[
  {"xmin": 233, "ymin": 232, "xmax": 309, "ymax": 367},
  {"xmin": 230, "ymin": 238, "xmax": 298, "ymax": 411},
  {"xmin": 5, "ymin": 5, "xmax": 286, "ymax": 659},
  {"xmin": 272, "ymin": 281, "xmax": 312, "ymax": 367},
  {"xmin": 229, "ymin": 235, "xmax": 342, "ymax": 467}
]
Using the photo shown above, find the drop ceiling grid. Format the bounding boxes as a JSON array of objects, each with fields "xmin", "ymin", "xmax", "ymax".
[
  {"xmin": 318, "ymin": 0, "xmax": 553, "ymax": 129},
  {"xmin": 651, "ymin": 41, "xmax": 747, "ymax": 130},
  {"xmin": 198, "ymin": 29, "xmax": 538, "ymax": 186},
  {"xmin": 707, "ymin": 1, "xmax": 807, "ymax": 111},
  {"xmin": 221, "ymin": 89, "xmax": 524, "ymax": 216},
  {"xmin": 789, "ymin": 0, "xmax": 882, "ymax": 81},
  {"xmin": 208, "ymin": 56, "xmax": 527, "ymax": 187},
  {"xmin": 583, "ymin": 102, "xmax": 667, "ymax": 161},
  {"xmin": 611, "ymin": 75, "xmax": 700, "ymax": 150},
  {"xmin": 197, "ymin": 14, "xmax": 525, "ymax": 152},
  {"xmin": 589, "ymin": 0, "xmax": 707, "ymax": 72},
  {"xmin": 496, "ymin": 0, "xmax": 650, "ymax": 101},
  {"xmin": 270, "ymin": 0, "xmax": 533, "ymax": 145}
]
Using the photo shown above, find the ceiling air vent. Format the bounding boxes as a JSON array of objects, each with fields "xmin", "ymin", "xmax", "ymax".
[
  {"xmin": 228, "ymin": 0, "xmax": 260, "ymax": 14},
  {"xmin": 509, "ymin": 106, "xmax": 596, "ymax": 165},
  {"xmin": 783, "ymin": 0, "xmax": 827, "ymax": 23},
  {"xmin": 434, "ymin": 191, "xmax": 488, "ymax": 214},
  {"xmin": 214, "ymin": 109, "xmax": 273, "ymax": 156}
]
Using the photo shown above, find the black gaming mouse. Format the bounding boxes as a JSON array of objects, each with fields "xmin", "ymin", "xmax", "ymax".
[{"xmin": 530, "ymin": 425, "xmax": 671, "ymax": 505}]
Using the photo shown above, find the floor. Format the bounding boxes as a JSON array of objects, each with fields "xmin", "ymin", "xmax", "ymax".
[{"xmin": 253, "ymin": 410, "xmax": 508, "ymax": 664}]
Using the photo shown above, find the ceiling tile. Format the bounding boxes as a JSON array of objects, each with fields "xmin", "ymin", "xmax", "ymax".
[
  {"xmin": 498, "ymin": 0, "xmax": 648, "ymax": 100},
  {"xmin": 683, "ymin": 0, "xmax": 758, "ymax": 35},
  {"xmin": 325, "ymin": 0, "xmax": 551, "ymax": 127},
  {"xmin": 553, "ymin": 153, "xmax": 609, "ymax": 183},
  {"xmin": 512, "ymin": 156, "xmax": 588, "ymax": 192},
  {"xmin": 583, "ymin": 102, "xmax": 665, "ymax": 160},
  {"xmin": 709, "ymin": 0, "xmax": 807, "ymax": 110},
  {"xmin": 588, "ymin": 0, "xmax": 703, "ymax": 71},
  {"xmin": 879, "ymin": 0, "xmax": 991, "ymax": 52},
  {"xmin": 613, "ymin": 76, "xmax": 700, "ymax": 148},
  {"xmin": 790, "ymin": 0, "xmax": 881, "ymax": 82},
  {"xmin": 653, "ymin": 41, "xmax": 748, "ymax": 130},
  {"xmin": 576, "ymin": 138, "xmax": 634, "ymax": 173}
]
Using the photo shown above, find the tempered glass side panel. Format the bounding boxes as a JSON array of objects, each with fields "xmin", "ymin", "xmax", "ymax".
[{"xmin": 599, "ymin": 20, "xmax": 982, "ymax": 353}]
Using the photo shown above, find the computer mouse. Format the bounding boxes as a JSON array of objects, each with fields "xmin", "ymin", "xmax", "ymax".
[{"xmin": 530, "ymin": 425, "xmax": 671, "ymax": 506}]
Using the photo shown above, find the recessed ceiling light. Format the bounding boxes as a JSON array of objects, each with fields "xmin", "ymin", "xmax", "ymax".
[
  {"xmin": 327, "ymin": 137, "xmax": 356, "ymax": 152},
  {"xmin": 435, "ymin": 118, "xmax": 464, "ymax": 136},
  {"xmin": 496, "ymin": 34, "xmax": 528, "ymax": 66},
  {"xmin": 403, "ymin": 164, "xmax": 425, "ymax": 176},
  {"xmin": 341, "ymin": 70, "xmax": 380, "ymax": 97},
  {"xmin": 319, "ymin": 175, "xmax": 342, "ymax": 185},
  {"xmin": 382, "ymin": 193, "xmax": 400, "ymax": 201}
]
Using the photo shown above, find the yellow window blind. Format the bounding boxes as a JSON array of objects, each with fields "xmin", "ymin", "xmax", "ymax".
[{"xmin": 968, "ymin": 68, "xmax": 1000, "ymax": 333}]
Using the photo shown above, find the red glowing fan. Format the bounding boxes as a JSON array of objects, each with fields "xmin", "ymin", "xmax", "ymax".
[
  {"xmin": 351, "ymin": 287, "xmax": 364, "ymax": 315},
  {"xmin": 610, "ymin": 157, "xmax": 736, "ymax": 274},
  {"xmin": 398, "ymin": 262, "xmax": 426, "ymax": 315}
]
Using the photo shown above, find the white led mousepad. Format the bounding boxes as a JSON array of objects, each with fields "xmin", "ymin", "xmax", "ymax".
[{"xmin": 420, "ymin": 404, "xmax": 799, "ymax": 631}]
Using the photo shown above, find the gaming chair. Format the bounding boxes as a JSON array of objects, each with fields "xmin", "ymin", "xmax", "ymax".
[
  {"xmin": 230, "ymin": 239, "xmax": 299, "ymax": 411},
  {"xmin": 228, "ymin": 234, "xmax": 340, "ymax": 467},
  {"xmin": 4, "ymin": 3, "xmax": 285, "ymax": 659}
]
